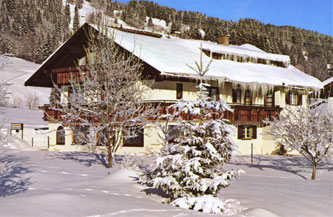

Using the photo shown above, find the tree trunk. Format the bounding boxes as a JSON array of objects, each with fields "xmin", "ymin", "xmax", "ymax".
[
  {"xmin": 106, "ymin": 128, "xmax": 113, "ymax": 168},
  {"xmin": 108, "ymin": 143, "xmax": 112, "ymax": 168},
  {"xmin": 311, "ymin": 162, "xmax": 316, "ymax": 180}
]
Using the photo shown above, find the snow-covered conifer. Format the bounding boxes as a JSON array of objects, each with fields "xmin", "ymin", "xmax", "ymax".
[
  {"xmin": 265, "ymin": 106, "xmax": 333, "ymax": 180},
  {"xmin": 141, "ymin": 48, "xmax": 243, "ymax": 214}
]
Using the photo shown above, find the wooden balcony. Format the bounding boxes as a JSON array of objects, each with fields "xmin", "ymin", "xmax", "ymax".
[
  {"xmin": 225, "ymin": 104, "xmax": 282, "ymax": 124},
  {"xmin": 40, "ymin": 102, "xmax": 282, "ymax": 124},
  {"xmin": 52, "ymin": 66, "xmax": 90, "ymax": 85},
  {"xmin": 39, "ymin": 105, "xmax": 65, "ymax": 121}
]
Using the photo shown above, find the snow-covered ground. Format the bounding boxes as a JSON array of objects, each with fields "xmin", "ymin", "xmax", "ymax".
[
  {"xmin": 223, "ymin": 155, "xmax": 333, "ymax": 217},
  {"xmin": 0, "ymin": 144, "xmax": 332, "ymax": 217},
  {"xmin": 0, "ymin": 56, "xmax": 49, "ymax": 148},
  {"xmin": 0, "ymin": 56, "xmax": 49, "ymax": 107},
  {"xmin": 0, "ymin": 107, "xmax": 48, "ymax": 148}
]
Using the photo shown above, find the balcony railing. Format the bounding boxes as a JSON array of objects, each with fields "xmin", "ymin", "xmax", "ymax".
[
  {"xmin": 225, "ymin": 104, "xmax": 282, "ymax": 123},
  {"xmin": 52, "ymin": 66, "xmax": 89, "ymax": 85},
  {"xmin": 40, "ymin": 102, "xmax": 282, "ymax": 124},
  {"xmin": 39, "ymin": 105, "xmax": 65, "ymax": 121}
]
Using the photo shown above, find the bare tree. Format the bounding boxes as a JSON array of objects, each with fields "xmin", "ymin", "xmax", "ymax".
[
  {"xmin": 50, "ymin": 25, "xmax": 157, "ymax": 168},
  {"xmin": 12, "ymin": 96, "xmax": 23, "ymax": 108},
  {"xmin": 265, "ymin": 106, "xmax": 333, "ymax": 180},
  {"xmin": 25, "ymin": 93, "xmax": 40, "ymax": 110}
]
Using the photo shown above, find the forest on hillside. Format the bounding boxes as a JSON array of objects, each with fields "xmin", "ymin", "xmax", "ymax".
[{"xmin": 0, "ymin": 0, "xmax": 332, "ymax": 80}]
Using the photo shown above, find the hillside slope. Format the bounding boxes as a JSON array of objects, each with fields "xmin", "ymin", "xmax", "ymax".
[
  {"xmin": 0, "ymin": 56, "xmax": 50, "ymax": 108},
  {"xmin": 0, "ymin": 0, "xmax": 332, "ymax": 80}
]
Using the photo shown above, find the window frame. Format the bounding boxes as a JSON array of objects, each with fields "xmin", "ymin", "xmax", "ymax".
[
  {"xmin": 232, "ymin": 88, "xmax": 242, "ymax": 104},
  {"xmin": 264, "ymin": 91, "xmax": 275, "ymax": 107},
  {"xmin": 56, "ymin": 126, "xmax": 65, "ymax": 145},
  {"xmin": 208, "ymin": 86, "xmax": 220, "ymax": 101},
  {"xmin": 123, "ymin": 127, "xmax": 144, "ymax": 147},
  {"xmin": 166, "ymin": 124, "xmax": 181, "ymax": 144},
  {"xmin": 286, "ymin": 91, "xmax": 302, "ymax": 106},
  {"xmin": 72, "ymin": 126, "xmax": 89, "ymax": 145},
  {"xmin": 244, "ymin": 90, "xmax": 252, "ymax": 106},
  {"xmin": 238, "ymin": 125, "xmax": 257, "ymax": 140},
  {"xmin": 176, "ymin": 83, "xmax": 183, "ymax": 99}
]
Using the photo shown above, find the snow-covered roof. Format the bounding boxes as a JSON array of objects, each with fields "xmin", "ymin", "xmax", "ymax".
[
  {"xmin": 91, "ymin": 24, "xmax": 322, "ymax": 90},
  {"xmin": 322, "ymin": 77, "xmax": 333, "ymax": 87},
  {"xmin": 204, "ymin": 43, "xmax": 290, "ymax": 63}
]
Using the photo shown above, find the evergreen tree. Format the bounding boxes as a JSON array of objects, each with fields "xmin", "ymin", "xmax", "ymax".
[
  {"xmin": 147, "ymin": 17, "xmax": 153, "ymax": 28},
  {"xmin": 141, "ymin": 49, "xmax": 243, "ymax": 214},
  {"xmin": 73, "ymin": 5, "xmax": 80, "ymax": 32},
  {"xmin": 64, "ymin": 4, "xmax": 71, "ymax": 26}
]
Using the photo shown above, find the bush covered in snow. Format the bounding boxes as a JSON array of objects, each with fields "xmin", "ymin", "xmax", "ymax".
[{"xmin": 141, "ymin": 51, "xmax": 243, "ymax": 214}]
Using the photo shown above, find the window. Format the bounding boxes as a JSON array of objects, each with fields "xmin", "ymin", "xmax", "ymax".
[
  {"xmin": 96, "ymin": 128, "xmax": 107, "ymax": 146},
  {"xmin": 123, "ymin": 127, "xmax": 144, "ymax": 147},
  {"xmin": 244, "ymin": 90, "xmax": 252, "ymax": 106},
  {"xmin": 208, "ymin": 87, "xmax": 220, "ymax": 101},
  {"xmin": 176, "ymin": 83, "xmax": 183, "ymax": 99},
  {"xmin": 232, "ymin": 88, "xmax": 241, "ymax": 104},
  {"xmin": 286, "ymin": 91, "xmax": 302, "ymax": 105},
  {"xmin": 265, "ymin": 91, "xmax": 274, "ymax": 107},
  {"xmin": 72, "ymin": 126, "xmax": 89, "ymax": 145},
  {"xmin": 69, "ymin": 87, "xmax": 85, "ymax": 104},
  {"xmin": 166, "ymin": 125, "xmax": 181, "ymax": 143},
  {"xmin": 238, "ymin": 125, "xmax": 257, "ymax": 140},
  {"xmin": 56, "ymin": 126, "xmax": 65, "ymax": 145}
]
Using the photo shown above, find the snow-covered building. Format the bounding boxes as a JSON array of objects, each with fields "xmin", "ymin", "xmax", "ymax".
[{"xmin": 25, "ymin": 23, "xmax": 322, "ymax": 155}]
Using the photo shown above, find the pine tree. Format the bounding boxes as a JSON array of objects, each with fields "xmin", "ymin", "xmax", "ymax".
[
  {"xmin": 141, "ymin": 49, "xmax": 243, "ymax": 214},
  {"xmin": 73, "ymin": 5, "xmax": 80, "ymax": 32},
  {"xmin": 147, "ymin": 17, "xmax": 153, "ymax": 28},
  {"xmin": 64, "ymin": 4, "xmax": 71, "ymax": 26}
]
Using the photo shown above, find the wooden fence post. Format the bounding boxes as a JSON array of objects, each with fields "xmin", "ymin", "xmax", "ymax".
[{"xmin": 251, "ymin": 143, "xmax": 253, "ymax": 164}]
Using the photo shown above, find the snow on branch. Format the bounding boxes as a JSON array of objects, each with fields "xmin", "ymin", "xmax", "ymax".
[
  {"xmin": 140, "ymin": 47, "xmax": 243, "ymax": 214},
  {"xmin": 49, "ymin": 22, "xmax": 158, "ymax": 168},
  {"xmin": 265, "ymin": 106, "xmax": 333, "ymax": 180}
]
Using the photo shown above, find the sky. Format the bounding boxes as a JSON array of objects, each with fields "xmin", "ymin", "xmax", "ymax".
[{"xmin": 117, "ymin": 0, "xmax": 333, "ymax": 36}]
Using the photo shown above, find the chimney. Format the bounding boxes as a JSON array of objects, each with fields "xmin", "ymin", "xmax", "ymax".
[{"xmin": 218, "ymin": 36, "xmax": 229, "ymax": 46}]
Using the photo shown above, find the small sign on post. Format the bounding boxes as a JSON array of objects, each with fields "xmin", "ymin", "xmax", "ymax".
[{"xmin": 10, "ymin": 123, "xmax": 24, "ymax": 139}]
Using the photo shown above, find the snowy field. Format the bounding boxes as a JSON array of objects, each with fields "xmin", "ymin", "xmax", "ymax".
[
  {"xmin": 0, "ymin": 56, "xmax": 49, "ymax": 107},
  {"xmin": 0, "ymin": 144, "xmax": 332, "ymax": 217}
]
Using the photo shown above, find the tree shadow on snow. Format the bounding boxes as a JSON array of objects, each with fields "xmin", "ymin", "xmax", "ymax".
[
  {"xmin": 141, "ymin": 187, "xmax": 170, "ymax": 199},
  {"xmin": 47, "ymin": 152, "xmax": 109, "ymax": 168},
  {"xmin": 0, "ymin": 154, "xmax": 32, "ymax": 197},
  {"xmin": 229, "ymin": 155, "xmax": 333, "ymax": 180}
]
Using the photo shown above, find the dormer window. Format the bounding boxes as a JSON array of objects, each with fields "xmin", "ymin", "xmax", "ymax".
[{"xmin": 201, "ymin": 48, "xmax": 288, "ymax": 68}]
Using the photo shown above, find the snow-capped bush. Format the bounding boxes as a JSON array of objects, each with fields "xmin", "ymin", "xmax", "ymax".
[{"xmin": 141, "ymin": 49, "xmax": 243, "ymax": 214}]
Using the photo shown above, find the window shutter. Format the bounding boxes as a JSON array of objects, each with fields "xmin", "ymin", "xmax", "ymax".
[
  {"xmin": 286, "ymin": 91, "xmax": 290, "ymax": 105},
  {"xmin": 216, "ymin": 88, "xmax": 220, "ymax": 100},
  {"xmin": 252, "ymin": 126, "xmax": 257, "ymax": 139},
  {"xmin": 238, "ymin": 125, "xmax": 244, "ymax": 139},
  {"xmin": 232, "ymin": 89, "xmax": 237, "ymax": 103},
  {"xmin": 298, "ymin": 94, "xmax": 302, "ymax": 105},
  {"xmin": 272, "ymin": 91, "xmax": 275, "ymax": 107}
]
